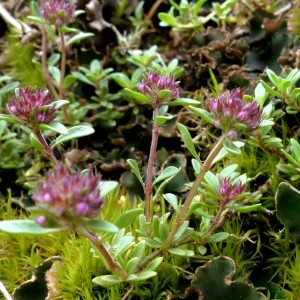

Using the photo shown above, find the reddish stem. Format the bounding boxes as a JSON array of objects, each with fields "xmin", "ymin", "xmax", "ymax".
[
  {"xmin": 34, "ymin": 129, "xmax": 60, "ymax": 166},
  {"xmin": 144, "ymin": 102, "xmax": 160, "ymax": 222}
]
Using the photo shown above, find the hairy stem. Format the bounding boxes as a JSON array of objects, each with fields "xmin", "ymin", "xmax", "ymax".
[
  {"xmin": 34, "ymin": 129, "xmax": 60, "ymax": 166},
  {"xmin": 76, "ymin": 227, "xmax": 128, "ymax": 281},
  {"xmin": 41, "ymin": 27, "xmax": 59, "ymax": 99},
  {"xmin": 164, "ymin": 134, "xmax": 226, "ymax": 249},
  {"xmin": 144, "ymin": 103, "xmax": 160, "ymax": 222},
  {"xmin": 58, "ymin": 31, "xmax": 72, "ymax": 123}
]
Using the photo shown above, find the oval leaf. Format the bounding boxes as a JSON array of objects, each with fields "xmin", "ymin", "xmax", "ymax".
[
  {"xmin": 114, "ymin": 208, "xmax": 144, "ymax": 228},
  {"xmin": 153, "ymin": 166, "xmax": 180, "ymax": 185},
  {"xmin": 67, "ymin": 32, "xmax": 94, "ymax": 45},
  {"xmin": 51, "ymin": 125, "xmax": 94, "ymax": 147},
  {"xmin": 0, "ymin": 220, "xmax": 63, "ymax": 234}
]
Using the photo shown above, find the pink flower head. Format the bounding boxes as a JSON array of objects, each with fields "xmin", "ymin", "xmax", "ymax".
[
  {"xmin": 138, "ymin": 71, "xmax": 180, "ymax": 106},
  {"xmin": 219, "ymin": 177, "xmax": 246, "ymax": 203},
  {"xmin": 7, "ymin": 88, "xmax": 57, "ymax": 128},
  {"xmin": 41, "ymin": 0, "xmax": 76, "ymax": 27},
  {"xmin": 207, "ymin": 88, "xmax": 264, "ymax": 136},
  {"xmin": 32, "ymin": 166, "xmax": 104, "ymax": 225}
]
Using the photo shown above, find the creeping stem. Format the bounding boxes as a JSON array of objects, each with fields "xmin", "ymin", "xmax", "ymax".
[
  {"xmin": 144, "ymin": 102, "xmax": 160, "ymax": 222},
  {"xmin": 164, "ymin": 134, "xmax": 226, "ymax": 249}
]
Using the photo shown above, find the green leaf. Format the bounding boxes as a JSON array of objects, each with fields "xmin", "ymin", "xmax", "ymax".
[
  {"xmin": 228, "ymin": 204, "xmax": 261, "ymax": 213},
  {"xmin": 51, "ymin": 125, "xmax": 94, "ymax": 147},
  {"xmin": 71, "ymin": 72, "xmax": 94, "ymax": 85},
  {"xmin": 152, "ymin": 166, "xmax": 180, "ymax": 185},
  {"xmin": 48, "ymin": 66, "xmax": 60, "ymax": 85},
  {"xmin": 172, "ymin": 221, "xmax": 190, "ymax": 243},
  {"xmin": 111, "ymin": 73, "xmax": 132, "ymax": 88},
  {"xmin": 275, "ymin": 182, "xmax": 300, "ymax": 233},
  {"xmin": 163, "ymin": 193, "xmax": 179, "ymax": 213},
  {"xmin": 158, "ymin": 12, "xmax": 178, "ymax": 26},
  {"xmin": 266, "ymin": 69, "xmax": 280, "ymax": 87},
  {"xmin": 123, "ymin": 88, "xmax": 150, "ymax": 104},
  {"xmin": 223, "ymin": 140, "xmax": 242, "ymax": 155},
  {"xmin": 67, "ymin": 32, "xmax": 94, "ymax": 45},
  {"xmin": 100, "ymin": 181, "xmax": 118, "ymax": 198},
  {"xmin": 169, "ymin": 98, "xmax": 200, "ymax": 106},
  {"xmin": 92, "ymin": 275, "xmax": 123, "ymax": 287},
  {"xmin": 48, "ymin": 53, "xmax": 60, "ymax": 66},
  {"xmin": 125, "ymin": 257, "xmax": 139, "ymax": 274},
  {"xmin": 30, "ymin": 132, "xmax": 45, "ymax": 151},
  {"xmin": 178, "ymin": 123, "xmax": 200, "ymax": 162},
  {"xmin": 51, "ymin": 99, "xmax": 69, "ymax": 108},
  {"xmin": 155, "ymin": 115, "xmax": 173, "ymax": 126},
  {"xmin": 189, "ymin": 106, "xmax": 214, "ymax": 124},
  {"xmin": 63, "ymin": 75, "xmax": 77, "ymax": 88},
  {"xmin": 135, "ymin": 271, "xmax": 157, "ymax": 281},
  {"xmin": 0, "ymin": 81, "xmax": 20, "ymax": 95},
  {"xmin": 208, "ymin": 232, "xmax": 230, "ymax": 243},
  {"xmin": 157, "ymin": 89, "xmax": 172, "ymax": 99},
  {"xmin": 0, "ymin": 220, "xmax": 63, "ymax": 234},
  {"xmin": 127, "ymin": 159, "xmax": 144, "ymax": 186},
  {"xmin": 38, "ymin": 122, "xmax": 69, "ymax": 134},
  {"xmin": 290, "ymin": 138, "xmax": 300, "ymax": 162},
  {"xmin": 168, "ymin": 248, "xmax": 195, "ymax": 256},
  {"xmin": 143, "ymin": 257, "xmax": 163, "ymax": 271},
  {"xmin": 114, "ymin": 236, "xmax": 135, "ymax": 257},
  {"xmin": 82, "ymin": 219, "xmax": 119, "ymax": 232},
  {"xmin": 192, "ymin": 256, "xmax": 266, "ymax": 299},
  {"xmin": 114, "ymin": 208, "xmax": 144, "ymax": 228},
  {"xmin": 0, "ymin": 114, "xmax": 19, "ymax": 124},
  {"xmin": 159, "ymin": 222, "xmax": 169, "ymax": 241},
  {"xmin": 27, "ymin": 16, "xmax": 45, "ymax": 24},
  {"xmin": 131, "ymin": 241, "xmax": 146, "ymax": 263}
]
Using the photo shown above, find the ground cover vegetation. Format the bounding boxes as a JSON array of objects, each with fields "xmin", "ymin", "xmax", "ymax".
[{"xmin": 0, "ymin": 0, "xmax": 300, "ymax": 299}]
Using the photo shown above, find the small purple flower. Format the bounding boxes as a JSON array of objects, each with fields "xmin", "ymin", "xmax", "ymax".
[
  {"xmin": 32, "ymin": 166, "xmax": 104, "ymax": 226},
  {"xmin": 207, "ymin": 88, "xmax": 264, "ymax": 136},
  {"xmin": 7, "ymin": 88, "xmax": 57, "ymax": 129},
  {"xmin": 219, "ymin": 177, "xmax": 246, "ymax": 204},
  {"xmin": 41, "ymin": 0, "xmax": 76, "ymax": 27},
  {"xmin": 138, "ymin": 71, "xmax": 180, "ymax": 106}
]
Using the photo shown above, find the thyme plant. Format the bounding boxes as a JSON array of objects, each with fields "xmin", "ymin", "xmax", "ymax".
[{"xmin": 0, "ymin": 0, "xmax": 300, "ymax": 299}]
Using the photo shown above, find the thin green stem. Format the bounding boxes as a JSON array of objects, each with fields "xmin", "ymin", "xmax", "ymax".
[
  {"xmin": 34, "ymin": 129, "xmax": 60, "ymax": 166},
  {"xmin": 144, "ymin": 103, "xmax": 160, "ymax": 222},
  {"xmin": 76, "ymin": 227, "xmax": 128, "ymax": 281},
  {"xmin": 164, "ymin": 134, "xmax": 227, "ymax": 249}
]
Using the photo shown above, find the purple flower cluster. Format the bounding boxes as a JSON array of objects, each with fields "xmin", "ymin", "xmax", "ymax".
[
  {"xmin": 138, "ymin": 71, "xmax": 180, "ymax": 106},
  {"xmin": 7, "ymin": 88, "xmax": 57, "ymax": 129},
  {"xmin": 207, "ymin": 88, "xmax": 263, "ymax": 137},
  {"xmin": 219, "ymin": 177, "xmax": 246, "ymax": 204},
  {"xmin": 32, "ymin": 166, "xmax": 104, "ymax": 225},
  {"xmin": 41, "ymin": 0, "xmax": 76, "ymax": 27}
]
